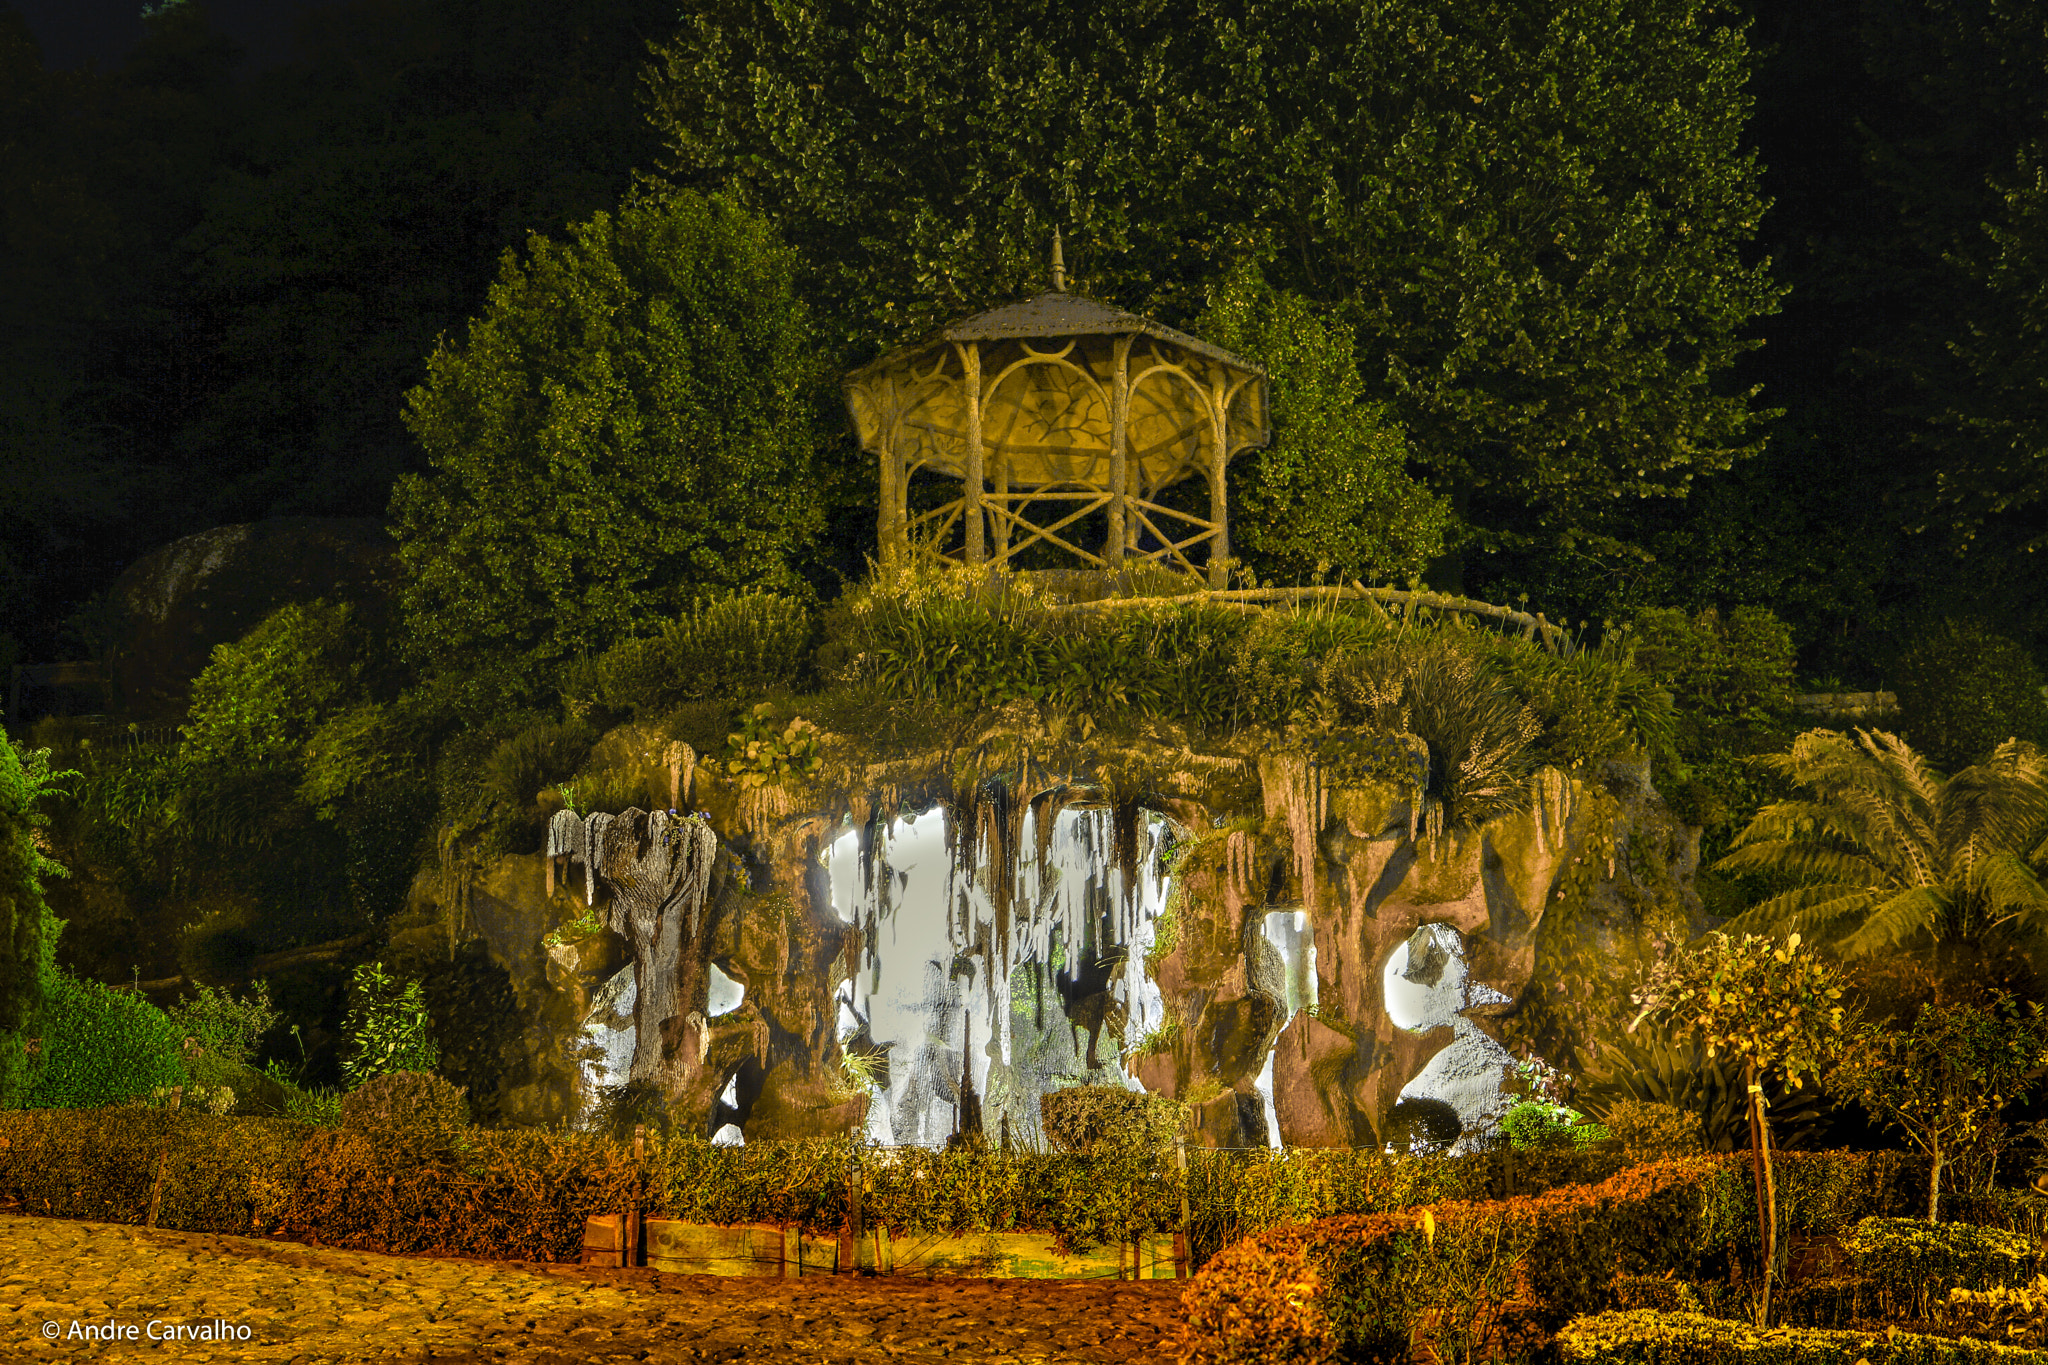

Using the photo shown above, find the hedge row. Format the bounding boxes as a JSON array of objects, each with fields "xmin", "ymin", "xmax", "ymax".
[
  {"xmin": 0, "ymin": 1107, "xmax": 1639, "ymax": 1263},
  {"xmin": 1172, "ymin": 1152, "xmax": 1998, "ymax": 1365},
  {"xmin": 1557, "ymin": 1310, "xmax": 2048, "ymax": 1364}
]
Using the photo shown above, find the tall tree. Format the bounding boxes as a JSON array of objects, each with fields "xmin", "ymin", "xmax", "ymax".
[
  {"xmin": 1195, "ymin": 264, "xmax": 1453, "ymax": 586},
  {"xmin": 391, "ymin": 189, "xmax": 834, "ymax": 676},
  {"xmin": 645, "ymin": 0, "xmax": 1783, "ymax": 588}
]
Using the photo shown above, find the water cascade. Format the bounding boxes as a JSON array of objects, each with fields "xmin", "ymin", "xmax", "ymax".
[{"xmin": 825, "ymin": 803, "xmax": 1176, "ymax": 1149}]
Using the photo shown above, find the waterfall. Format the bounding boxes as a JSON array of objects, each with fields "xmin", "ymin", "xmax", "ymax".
[{"xmin": 826, "ymin": 803, "xmax": 1175, "ymax": 1150}]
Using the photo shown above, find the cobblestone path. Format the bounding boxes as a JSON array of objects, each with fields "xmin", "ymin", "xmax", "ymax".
[{"xmin": 1, "ymin": 1216, "xmax": 1188, "ymax": 1364}]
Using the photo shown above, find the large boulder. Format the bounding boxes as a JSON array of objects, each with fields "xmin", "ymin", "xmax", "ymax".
[{"xmin": 107, "ymin": 518, "xmax": 398, "ymax": 721}]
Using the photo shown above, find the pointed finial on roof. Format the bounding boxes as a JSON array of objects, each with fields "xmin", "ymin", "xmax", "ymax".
[{"xmin": 1050, "ymin": 226, "xmax": 1067, "ymax": 292}]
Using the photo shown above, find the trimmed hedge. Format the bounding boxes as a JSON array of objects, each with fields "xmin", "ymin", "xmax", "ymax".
[
  {"xmin": 0, "ymin": 1107, "xmax": 1644, "ymax": 1263},
  {"xmin": 1174, "ymin": 1152, "xmax": 1970, "ymax": 1365},
  {"xmin": 1557, "ymin": 1309, "xmax": 2048, "ymax": 1363},
  {"xmin": 1846, "ymin": 1217, "xmax": 2038, "ymax": 1322}
]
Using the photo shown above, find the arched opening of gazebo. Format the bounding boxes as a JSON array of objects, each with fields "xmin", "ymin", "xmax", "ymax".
[{"xmin": 844, "ymin": 236, "xmax": 1270, "ymax": 587}]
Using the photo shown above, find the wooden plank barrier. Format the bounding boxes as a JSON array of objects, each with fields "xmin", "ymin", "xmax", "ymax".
[{"xmin": 633, "ymin": 1220, "xmax": 1176, "ymax": 1279}]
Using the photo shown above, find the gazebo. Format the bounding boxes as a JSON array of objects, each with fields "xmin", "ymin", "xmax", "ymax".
[{"xmin": 844, "ymin": 235, "xmax": 1271, "ymax": 586}]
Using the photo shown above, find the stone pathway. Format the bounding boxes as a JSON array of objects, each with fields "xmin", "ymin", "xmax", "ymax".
[{"xmin": 0, "ymin": 1215, "xmax": 1188, "ymax": 1363}]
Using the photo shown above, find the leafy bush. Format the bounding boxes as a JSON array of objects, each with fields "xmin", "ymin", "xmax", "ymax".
[
  {"xmin": 1827, "ymin": 993, "xmax": 2048, "ymax": 1221},
  {"xmin": 166, "ymin": 982, "xmax": 279, "ymax": 1094},
  {"xmin": 1557, "ymin": 1308, "xmax": 2042, "ymax": 1362},
  {"xmin": 1892, "ymin": 619, "xmax": 2048, "ymax": 772},
  {"xmin": 1176, "ymin": 1157, "xmax": 1759, "ymax": 1365},
  {"xmin": 0, "ymin": 725, "xmax": 70, "ymax": 1108},
  {"xmin": 706, "ymin": 704, "xmax": 823, "ymax": 790},
  {"xmin": 1038, "ymin": 1085, "xmax": 1187, "ymax": 1155},
  {"xmin": 1608, "ymin": 1273, "xmax": 1705, "ymax": 1314},
  {"xmin": 1601, "ymin": 1100, "xmax": 1706, "ymax": 1161},
  {"xmin": 180, "ymin": 600, "xmax": 371, "ymax": 768},
  {"xmin": 1942, "ymin": 1273, "xmax": 2048, "ymax": 1348},
  {"xmin": 25, "ymin": 972, "xmax": 185, "ymax": 1108},
  {"xmin": 1845, "ymin": 1216, "xmax": 2036, "ymax": 1322},
  {"xmin": 1498, "ymin": 1100, "xmax": 1608, "ymax": 1152},
  {"xmin": 339, "ymin": 1069, "xmax": 470, "ymax": 1158},
  {"xmin": 339, "ymin": 962, "xmax": 438, "ymax": 1085},
  {"xmin": 591, "ymin": 591, "xmax": 814, "ymax": 714}
]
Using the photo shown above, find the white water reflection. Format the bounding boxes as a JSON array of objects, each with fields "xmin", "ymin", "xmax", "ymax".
[{"xmin": 826, "ymin": 805, "xmax": 1175, "ymax": 1150}]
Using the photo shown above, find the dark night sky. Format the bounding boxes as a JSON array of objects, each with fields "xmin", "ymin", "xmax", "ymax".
[{"xmin": 10, "ymin": 0, "xmax": 328, "ymax": 71}]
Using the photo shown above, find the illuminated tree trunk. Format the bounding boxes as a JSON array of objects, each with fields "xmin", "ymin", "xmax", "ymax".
[{"xmin": 1746, "ymin": 1061, "xmax": 1778, "ymax": 1325}]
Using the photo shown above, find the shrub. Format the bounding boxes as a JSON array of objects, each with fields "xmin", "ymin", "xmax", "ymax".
[
  {"xmin": 1038, "ymin": 1085, "xmax": 1186, "ymax": 1155},
  {"xmin": 1602, "ymin": 1100, "xmax": 1706, "ymax": 1161},
  {"xmin": 25, "ymin": 972, "xmax": 185, "ymax": 1108},
  {"xmin": 1609, "ymin": 1272, "xmax": 1705, "ymax": 1314},
  {"xmin": 1844, "ymin": 1216, "xmax": 2035, "ymax": 1322},
  {"xmin": 1175, "ymin": 1157, "xmax": 1759, "ymax": 1365},
  {"xmin": 1557, "ymin": 1308, "xmax": 2047, "ymax": 1362},
  {"xmin": 1498, "ymin": 1100, "xmax": 1608, "ymax": 1152},
  {"xmin": 1892, "ymin": 619, "xmax": 2048, "ymax": 772},
  {"xmin": 180, "ymin": 601, "xmax": 371, "ymax": 768},
  {"xmin": 1942, "ymin": 1273, "xmax": 2048, "ymax": 1348},
  {"xmin": 166, "ymin": 983, "xmax": 279, "ymax": 1094},
  {"xmin": 339, "ymin": 962, "xmax": 438, "ymax": 1085},
  {"xmin": 339, "ymin": 1069, "xmax": 470, "ymax": 1159}
]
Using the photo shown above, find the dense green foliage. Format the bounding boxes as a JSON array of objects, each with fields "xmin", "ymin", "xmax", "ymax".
[
  {"xmin": 838, "ymin": 572, "xmax": 1670, "ymax": 785},
  {"xmin": 583, "ymin": 591, "xmax": 816, "ymax": 715},
  {"xmin": 180, "ymin": 601, "xmax": 372, "ymax": 767},
  {"xmin": 339, "ymin": 962, "xmax": 439, "ymax": 1086},
  {"xmin": 1628, "ymin": 605, "xmax": 1800, "ymax": 849},
  {"xmin": 391, "ymin": 189, "xmax": 834, "ymax": 675},
  {"xmin": 1193, "ymin": 265, "xmax": 1452, "ymax": 585},
  {"xmin": 1891, "ymin": 620, "xmax": 2048, "ymax": 773},
  {"xmin": 1828, "ymin": 995, "xmax": 2048, "ymax": 1222},
  {"xmin": 1558, "ymin": 1308, "xmax": 2040, "ymax": 1362},
  {"xmin": 24, "ymin": 972, "xmax": 185, "ymax": 1109},
  {"xmin": 1717, "ymin": 732, "xmax": 2048, "ymax": 964},
  {"xmin": 1844, "ymin": 1216, "xmax": 2037, "ymax": 1322},
  {"xmin": 0, "ymin": 727, "xmax": 69, "ymax": 1107},
  {"xmin": 647, "ymin": 0, "xmax": 1779, "ymax": 585}
]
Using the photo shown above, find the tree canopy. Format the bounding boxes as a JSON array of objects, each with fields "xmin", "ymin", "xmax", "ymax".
[
  {"xmin": 646, "ymin": 0, "xmax": 1782, "ymax": 579},
  {"xmin": 1195, "ymin": 266, "xmax": 1452, "ymax": 586},
  {"xmin": 391, "ymin": 188, "xmax": 835, "ymax": 673}
]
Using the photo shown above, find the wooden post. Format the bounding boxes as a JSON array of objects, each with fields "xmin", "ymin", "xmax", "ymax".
[
  {"xmin": 1207, "ymin": 383, "xmax": 1231, "ymax": 588},
  {"xmin": 1174, "ymin": 1133, "xmax": 1190, "ymax": 1279},
  {"xmin": 960, "ymin": 342, "xmax": 985, "ymax": 566},
  {"xmin": 839, "ymin": 1146, "xmax": 863, "ymax": 1275},
  {"xmin": 1105, "ymin": 335, "xmax": 1131, "ymax": 563},
  {"xmin": 1746, "ymin": 1064, "xmax": 1774, "ymax": 1325},
  {"xmin": 877, "ymin": 434, "xmax": 900, "ymax": 572},
  {"xmin": 631, "ymin": 1123, "xmax": 646, "ymax": 1268}
]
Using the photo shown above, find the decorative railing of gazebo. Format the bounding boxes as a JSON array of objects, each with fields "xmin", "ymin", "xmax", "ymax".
[{"xmin": 844, "ymin": 235, "xmax": 1271, "ymax": 587}]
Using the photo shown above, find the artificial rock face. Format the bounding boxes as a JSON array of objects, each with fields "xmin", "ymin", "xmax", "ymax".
[{"xmin": 451, "ymin": 729, "xmax": 1704, "ymax": 1148}]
